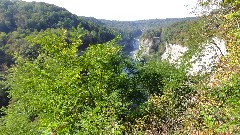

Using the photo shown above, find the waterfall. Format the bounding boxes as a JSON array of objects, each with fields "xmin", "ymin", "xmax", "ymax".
[{"xmin": 129, "ymin": 38, "xmax": 140, "ymax": 59}]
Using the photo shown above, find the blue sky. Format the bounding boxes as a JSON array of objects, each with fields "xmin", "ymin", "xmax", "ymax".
[{"xmin": 23, "ymin": 0, "xmax": 198, "ymax": 21}]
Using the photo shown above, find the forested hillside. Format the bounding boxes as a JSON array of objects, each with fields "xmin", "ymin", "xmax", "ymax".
[
  {"xmin": 0, "ymin": 0, "xmax": 116, "ymax": 116},
  {"xmin": 0, "ymin": 0, "xmax": 239, "ymax": 134},
  {"xmin": 99, "ymin": 17, "xmax": 196, "ymax": 54},
  {"xmin": 138, "ymin": 18, "xmax": 208, "ymax": 55},
  {"xmin": 100, "ymin": 17, "xmax": 196, "ymax": 36},
  {"xmin": 0, "ymin": 0, "xmax": 115, "ymax": 56}
]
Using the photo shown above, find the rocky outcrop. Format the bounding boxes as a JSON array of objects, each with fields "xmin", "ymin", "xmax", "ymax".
[
  {"xmin": 139, "ymin": 37, "xmax": 160, "ymax": 55},
  {"xmin": 161, "ymin": 44, "xmax": 188, "ymax": 65},
  {"xmin": 161, "ymin": 38, "xmax": 227, "ymax": 76}
]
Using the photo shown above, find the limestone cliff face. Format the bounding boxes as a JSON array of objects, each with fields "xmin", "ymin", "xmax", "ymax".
[
  {"xmin": 161, "ymin": 44, "xmax": 188, "ymax": 65},
  {"xmin": 161, "ymin": 38, "xmax": 227, "ymax": 76},
  {"xmin": 139, "ymin": 37, "xmax": 160, "ymax": 55},
  {"xmin": 139, "ymin": 38, "xmax": 151, "ymax": 55}
]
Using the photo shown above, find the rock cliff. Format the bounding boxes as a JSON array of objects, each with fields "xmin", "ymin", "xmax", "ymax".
[
  {"xmin": 139, "ymin": 37, "xmax": 160, "ymax": 55},
  {"xmin": 161, "ymin": 38, "xmax": 227, "ymax": 76}
]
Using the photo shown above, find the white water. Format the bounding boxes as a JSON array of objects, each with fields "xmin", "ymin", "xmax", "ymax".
[{"xmin": 129, "ymin": 38, "xmax": 140, "ymax": 59}]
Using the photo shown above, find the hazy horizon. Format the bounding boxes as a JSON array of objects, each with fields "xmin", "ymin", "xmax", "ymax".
[{"xmin": 23, "ymin": 0, "xmax": 198, "ymax": 21}]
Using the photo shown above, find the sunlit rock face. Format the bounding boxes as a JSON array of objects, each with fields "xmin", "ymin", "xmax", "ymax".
[
  {"xmin": 188, "ymin": 38, "xmax": 227, "ymax": 75},
  {"xmin": 161, "ymin": 44, "xmax": 188, "ymax": 65},
  {"xmin": 161, "ymin": 38, "xmax": 227, "ymax": 76},
  {"xmin": 139, "ymin": 37, "xmax": 160, "ymax": 56},
  {"xmin": 139, "ymin": 38, "xmax": 152, "ymax": 55}
]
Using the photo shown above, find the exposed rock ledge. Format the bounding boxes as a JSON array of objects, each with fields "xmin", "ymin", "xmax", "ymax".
[
  {"xmin": 161, "ymin": 38, "xmax": 227, "ymax": 76},
  {"xmin": 139, "ymin": 37, "xmax": 160, "ymax": 55}
]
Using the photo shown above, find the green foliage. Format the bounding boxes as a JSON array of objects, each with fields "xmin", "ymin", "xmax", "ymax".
[
  {"xmin": 124, "ymin": 60, "xmax": 195, "ymax": 134},
  {"xmin": 138, "ymin": 17, "xmax": 208, "ymax": 60},
  {"xmin": 100, "ymin": 17, "xmax": 196, "ymax": 54},
  {"xmin": 0, "ymin": 1, "xmax": 116, "ymax": 112},
  {"xmin": 130, "ymin": 1, "xmax": 240, "ymax": 133},
  {"xmin": 182, "ymin": 0, "xmax": 240, "ymax": 133},
  {"xmin": 207, "ymin": 73, "xmax": 240, "ymax": 133},
  {"xmin": 1, "ymin": 0, "xmax": 239, "ymax": 134},
  {"xmin": 0, "ymin": 26, "xmax": 197, "ymax": 134},
  {"xmin": 0, "ymin": 28, "xmax": 125, "ymax": 134},
  {"xmin": 0, "ymin": 73, "xmax": 9, "ymax": 117},
  {"xmin": 0, "ymin": 0, "xmax": 115, "ymax": 59},
  {"xmin": 100, "ymin": 18, "xmax": 195, "ymax": 37}
]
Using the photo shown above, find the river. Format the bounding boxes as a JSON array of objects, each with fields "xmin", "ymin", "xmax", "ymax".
[{"xmin": 129, "ymin": 37, "xmax": 140, "ymax": 59}]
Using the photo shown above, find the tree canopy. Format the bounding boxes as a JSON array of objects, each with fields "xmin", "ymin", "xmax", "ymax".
[{"xmin": 0, "ymin": 0, "xmax": 239, "ymax": 134}]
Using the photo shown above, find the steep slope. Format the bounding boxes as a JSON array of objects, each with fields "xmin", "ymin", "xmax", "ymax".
[
  {"xmin": 100, "ymin": 18, "xmax": 196, "ymax": 36},
  {"xmin": 0, "ymin": 0, "xmax": 115, "ymax": 51},
  {"xmin": 161, "ymin": 38, "xmax": 227, "ymax": 75},
  {"xmin": 136, "ymin": 17, "xmax": 228, "ymax": 76},
  {"xmin": 0, "ymin": 0, "xmax": 79, "ymax": 32},
  {"xmin": 0, "ymin": 0, "xmax": 116, "ymax": 114},
  {"xmin": 99, "ymin": 17, "xmax": 197, "ymax": 55}
]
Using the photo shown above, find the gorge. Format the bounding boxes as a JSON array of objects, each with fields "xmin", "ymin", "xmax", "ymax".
[
  {"xmin": 129, "ymin": 37, "xmax": 140, "ymax": 59},
  {"xmin": 132, "ymin": 36, "xmax": 227, "ymax": 76},
  {"xmin": 0, "ymin": 0, "xmax": 239, "ymax": 134}
]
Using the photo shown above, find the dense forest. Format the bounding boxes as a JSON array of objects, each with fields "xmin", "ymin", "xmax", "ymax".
[
  {"xmin": 99, "ymin": 17, "xmax": 197, "ymax": 53},
  {"xmin": 99, "ymin": 17, "xmax": 196, "ymax": 36},
  {"xmin": 0, "ymin": 0, "xmax": 116, "ymax": 57},
  {"xmin": 138, "ymin": 18, "xmax": 208, "ymax": 56},
  {"xmin": 0, "ymin": 0, "xmax": 239, "ymax": 134}
]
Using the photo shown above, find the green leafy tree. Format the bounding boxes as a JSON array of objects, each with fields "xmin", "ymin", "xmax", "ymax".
[
  {"xmin": 0, "ymin": 27, "xmax": 128, "ymax": 134},
  {"xmin": 183, "ymin": 0, "xmax": 240, "ymax": 134},
  {"xmin": 123, "ymin": 60, "xmax": 195, "ymax": 134}
]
